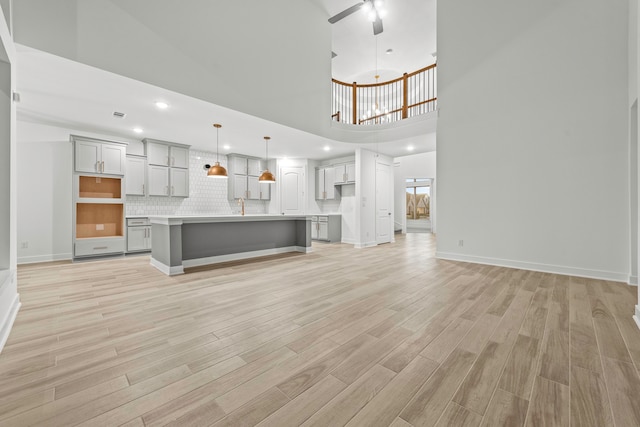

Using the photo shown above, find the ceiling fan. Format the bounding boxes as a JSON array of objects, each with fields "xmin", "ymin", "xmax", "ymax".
[{"xmin": 328, "ymin": 0, "xmax": 385, "ymax": 35}]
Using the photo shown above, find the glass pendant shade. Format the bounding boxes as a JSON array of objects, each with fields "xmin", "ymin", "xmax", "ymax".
[
  {"xmin": 259, "ymin": 136, "xmax": 275, "ymax": 183},
  {"xmin": 208, "ymin": 123, "xmax": 228, "ymax": 178}
]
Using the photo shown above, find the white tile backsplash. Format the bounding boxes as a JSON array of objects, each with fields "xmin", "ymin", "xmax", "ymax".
[{"xmin": 126, "ymin": 149, "xmax": 268, "ymax": 216}]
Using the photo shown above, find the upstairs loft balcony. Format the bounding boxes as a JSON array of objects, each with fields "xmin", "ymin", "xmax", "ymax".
[{"xmin": 331, "ymin": 64, "xmax": 437, "ymax": 126}]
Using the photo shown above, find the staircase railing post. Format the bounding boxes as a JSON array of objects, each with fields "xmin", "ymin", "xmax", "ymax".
[
  {"xmin": 402, "ymin": 73, "xmax": 409, "ymax": 119},
  {"xmin": 352, "ymin": 82, "xmax": 357, "ymax": 125}
]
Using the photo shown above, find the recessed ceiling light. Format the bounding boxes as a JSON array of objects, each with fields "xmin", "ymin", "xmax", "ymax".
[
  {"xmin": 223, "ymin": 144, "xmax": 230, "ymax": 150},
  {"xmin": 385, "ymin": 49, "xmax": 393, "ymax": 55},
  {"xmin": 155, "ymin": 101, "xmax": 169, "ymax": 109},
  {"xmin": 407, "ymin": 145, "xmax": 415, "ymax": 151},
  {"xmin": 323, "ymin": 146, "xmax": 331, "ymax": 151},
  {"xmin": 133, "ymin": 127, "xmax": 143, "ymax": 134}
]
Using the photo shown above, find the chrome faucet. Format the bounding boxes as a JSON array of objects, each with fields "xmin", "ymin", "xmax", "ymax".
[{"xmin": 238, "ymin": 197, "xmax": 245, "ymax": 216}]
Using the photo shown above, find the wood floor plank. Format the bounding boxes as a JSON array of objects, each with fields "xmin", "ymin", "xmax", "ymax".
[
  {"xmin": 434, "ymin": 402, "xmax": 483, "ymax": 427},
  {"xmin": 1, "ymin": 235, "xmax": 638, "ymax": 427},
  {"xmin": 399, "ymin": 347, "xmax": 477, "ymax": 427},
  {"xmin": 345, "ymin": 356, "xmax": 439, "ymax": 427},
  {"xmin": 525, "ymin": 376, "xmax": 569, "ymax": 427},
  {"xmin": 480, "ymin": 389, "xmax": 528, "ymax": 427},
  {"xmin": 498, "ymin": 334, "xmax": 540, "ymax": 399},
  {"xmin": 301, "ymin": 365, "xmax": 396, "ymax": 427},
  {"xmin": 452, "ymin": 340, "xmax": 513, "ymax": 415},
  {"xmin": 570, "ymin": 366, "xmax": 614, "ymax": 427},
  {"xmin": 601, "ymin": 357, "xmax": 640, "ymax": 427},
  {"xmin": 257, "ymin": 375, "xmax": 346, "ymax": 427}
]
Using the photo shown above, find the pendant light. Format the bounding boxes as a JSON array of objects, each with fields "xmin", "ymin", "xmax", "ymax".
[
  {"xmin": 207, "ymin": 123, "xmax": 228, "ymax": 178},
  {"xmin": 258, "ymin": 136, "xmax": 275, "ymax": 183}
]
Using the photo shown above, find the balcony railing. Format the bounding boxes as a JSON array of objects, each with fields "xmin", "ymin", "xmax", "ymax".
[{"xmin": 331, "ymin": 63, "xmax": 437, "ymax": 125}]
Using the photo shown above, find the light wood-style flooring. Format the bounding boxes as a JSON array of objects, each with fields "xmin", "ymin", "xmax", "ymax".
[{"xmin": 1, "ymin": 234, "xmax": 640, "ymax": 426}]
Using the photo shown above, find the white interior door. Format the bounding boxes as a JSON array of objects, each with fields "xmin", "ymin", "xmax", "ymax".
[
  {"xmin": 376, "ymin": 161, "xmax": 392, "ymax": 244},
  {"xmin": 281, "ymin": 166, "xmax": 304, "ymax": 215}
]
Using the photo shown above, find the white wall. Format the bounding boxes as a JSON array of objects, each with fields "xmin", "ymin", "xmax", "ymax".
[
  {"xmin": 0, "ymin": 0, "xmax": 20, "ymax": 353},
  {"xmin": 394, "ymin": 150, "xmax": 437, "ymax": 234},
  {"xmin": 632, "ymin": 0, "xmax": 640, "ymax": 327},
  {"xmin": 437, "ymin": 0, "xmax": 630, "ymax": 281}
]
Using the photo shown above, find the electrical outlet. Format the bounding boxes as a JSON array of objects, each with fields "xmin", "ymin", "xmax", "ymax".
[
  {"xmin": 96, "ymin": 177, "xmax": 101, "ymax": 183},
  {"xmin": 21, "ymin": 241, "xmax": 28, "ymax": 249},
  {"xmin": 458, "ymin": 240, "xmax": 464, "ymax": 247},
  {"xmin": 96, "ymin": 224, "xmax": 105, "ymax": 231}
]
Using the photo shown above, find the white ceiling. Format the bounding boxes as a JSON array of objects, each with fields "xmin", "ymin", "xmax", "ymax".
[{"xmin": 15, "ymin": 0, "xmax": 437, "ymax": 161}]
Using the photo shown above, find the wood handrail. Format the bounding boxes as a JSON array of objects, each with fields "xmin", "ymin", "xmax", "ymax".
[
  {"xmin": 357, "ymin": 97, "xmax": 437, "ymax": 125},
  {"xmin": 331, "ymin": 63, "xmax": 437, "ymax": 88}
]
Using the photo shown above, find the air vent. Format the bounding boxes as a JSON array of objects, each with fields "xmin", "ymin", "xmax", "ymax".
[{"xmin": 112, "ymin": 111, "xmax": 126, "ymax": 118}]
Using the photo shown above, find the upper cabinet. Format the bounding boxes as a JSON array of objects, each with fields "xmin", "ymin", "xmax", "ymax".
[
  {"xmin": 334, "ymin": 162, "xmax": 356, "ymax": 184},
  {"xmin": 143, "ymin": 139, "xmax": 191, "ymax": 198},
  {"xmin": 316, "ymin": 166, "xmax": 335, "ymax": 200},
  {"xmin": 227, "ymin": 154, "xmax": 269, "ymax": 200},
  {"xmin": 147, "ymin": 142, "xmax": 189, "ymax": 168},
  {"xmin": 73, "ymin": 135, "xmax": 127, "ymax": 175},
  {"xmin": 126, "ymin": 155, "xmax": 146, "ymax": 196}
]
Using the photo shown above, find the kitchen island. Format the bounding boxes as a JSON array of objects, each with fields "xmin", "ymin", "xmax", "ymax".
[{"xmin": 149, "ymin": 215, "xmax": 312, "ymax": 275}]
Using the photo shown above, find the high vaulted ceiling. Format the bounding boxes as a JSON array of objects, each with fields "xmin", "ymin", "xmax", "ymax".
[{"xmin": 13, "ymin": 0, "xmax": 437, "ymax": 160}]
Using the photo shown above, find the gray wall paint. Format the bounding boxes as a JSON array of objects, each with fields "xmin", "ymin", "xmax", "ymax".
[
  {"xmin": 0, "ymin": 59, "xmax": 9, "ymax": 270},
  {"xmin": 437, "ymin": 0, "xmax": 630, "ymax": 279}
]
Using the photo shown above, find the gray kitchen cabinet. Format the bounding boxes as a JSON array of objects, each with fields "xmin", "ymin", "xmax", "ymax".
[
  {"xmin": 126, "ymin": 218, "xmax": 151, "ymax": 252},
  {"xmin": 143, "ymin": 139, "xmax": 190, "ymax": 198},
  {"xmin": 148, "ymin": 165, "xmax": 170, "ymax": 196},
  {"xmin": 311, "ymin": 215, "xmax": 341, "ymax": 242},
  {"xmin": 126, "ymin": 155, "xmax": 146, "ymax": 195},
  {"xmin": 73, "ymin": 136, "xmax": 126, "ymax": 175},
  {"xmin": 315, "ymin": 167, "xmax": 335, "ymax": 200},
  {"xmin": 227, "ymin": 154, "xmax": 269, "ymax": 200},
  {"xmin": 334, "ymin": 162, "xmax": 356, "ymax": 184}
]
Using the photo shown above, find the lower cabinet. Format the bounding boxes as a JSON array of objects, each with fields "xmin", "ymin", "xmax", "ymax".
[
  {"xmin": 311, "ymin": 215, "xmax": 341, "ymax": 242},
  {"xmin": 127, "ymin": 218, "xmax": 152, "ymax": 252}
]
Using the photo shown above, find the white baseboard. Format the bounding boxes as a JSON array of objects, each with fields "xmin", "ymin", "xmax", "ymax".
[
  {"xmin": 435, "ymin": 251, "xmax": 629, "ymax": 282},
  {"xmin": 354, "ymin": 241, "xmax": 377, "ymax": 249},
  {"xmin": 18, "ymin": 253, "xmax": 72, "ymax": 265},
  {"xmin": 634, "ymin": 306, "xmax": 640, "ymax": 331},
  {"xmin": 629, "ymin": 276, "xmax": 638, "ymax": 286},
  {"xmin": 341, "ymin": 238, "xmax": 356, "ymax": 245},
  {"xmin": 150, "ymin": 258, "xmax": 184, "ymax": 276},
  {"xmin": 182, "ymin": 246, "xmax": 310, "ymax": 269},
  {"xmin": 0, "ymin": 270, "xmax": 21, "ymax": 353}
]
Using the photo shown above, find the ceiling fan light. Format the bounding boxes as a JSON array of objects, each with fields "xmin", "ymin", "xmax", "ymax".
[
  {"xmin": 368, "ymin": 10, "xmax": 377, "ymax": 21},
  {"xmin": 362, "ymin": 1, "xmax": 373, "ymax": 12},
  {"xmin": 378, "ymin": 9, "xmax": 387, "ymax": 18},
  {"xmin": 374, "ymin": 0, "xmax": 384, "ymax": 9}
]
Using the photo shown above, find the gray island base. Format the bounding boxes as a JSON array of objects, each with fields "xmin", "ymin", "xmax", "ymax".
[{"xmin": 149, "ymin": 215, "xmax": 312, "ymax": 275}]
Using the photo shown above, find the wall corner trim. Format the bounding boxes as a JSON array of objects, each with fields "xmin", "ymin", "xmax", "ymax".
[{"xmin": 0, "ymin": 290, "xmax": 20, "ymax": 353}]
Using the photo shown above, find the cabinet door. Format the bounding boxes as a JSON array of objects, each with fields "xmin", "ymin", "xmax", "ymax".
[
  {"xmin": 126, "ymin": 157, "xmax": 146, "ymax": 195},
  {"xmin": 259, "ymin": 183, "xmax": 271, "ymax": 200},
  {"xmin": 247, "ymin": 176, "xmax": 260, "ymax": 200},
  {"xmin": 333, "ymin": 164, "xmax": 346, "ymax": 184},
  {"xmin": 148, "ymin": 165, "xmax": 169, "ymax": 196},
  {"xmin": 75, "ymin": 140, "xmax": 101, "ymax": 173},
  {"xmin": 170, "ymin": 146, "xmax": 189, "ymax": 168},
  {"xmin": 247, "ymin": 158, "xmax": 262, "ymax": 176},
  {"xmin": 311, "ymin": 220, "xmax": 318, "ymax": 239},
  {"xmin": 230, "ymin": 156, "xmax": 248, "ymax": 175},
  {"xmin": 127, "ymin": 226, "xmax": 148, "ymax": 251},
  {"xmin": 315, "ymin": 169, "xmax": 325, "ymax": 200},
  {"xmin": 318, "ymin": 221, "xmax": 329, "ymax": 240},
  {"xmin": 324, "ymin": 167, "xmax": 336, "ymax": 200},
  {"xmin": 147, "ymin": 143, "xmax": 170, "ymax": 166},
  {"xmin": 346, "ymin": 163, "xmax": 356, "ymax": 182},
  {"xmin": 170, "ymin": 168, "xmax": 189, "ymax": 197},
  {"xmin": 233, "ymin": 174, "xmax": 247, "ymax": 199},
  {"xmin": 101, "ymin": 144, "xmax": 126, "ymax": 175}
]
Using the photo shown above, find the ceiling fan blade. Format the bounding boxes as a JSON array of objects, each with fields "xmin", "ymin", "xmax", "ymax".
[
  {"xmin": 328, "ymin": 2, "xmax": 364, "ymax": 24},
  {"xmin": 373, "ymin": 16, "xmax": 383, "ymax": 35}
]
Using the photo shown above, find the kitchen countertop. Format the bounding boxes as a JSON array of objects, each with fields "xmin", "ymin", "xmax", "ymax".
[{"xmin": 148, "ymin": 214, "xmax": 312, "ymax": 225}]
